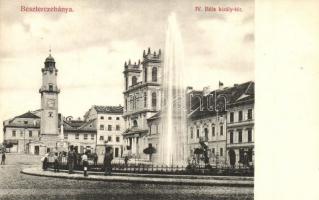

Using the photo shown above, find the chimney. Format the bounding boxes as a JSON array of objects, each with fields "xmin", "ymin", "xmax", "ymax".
[
  {"xmin": 218, "ymin": 81, "xmax": 224, "ymax": 90},
  {"xmin": 186, "ymin": 86, "xmax": 193, "ymax": 93},
  {"xmin": 203, "ymin": 86, "xmax": 211, "ymax": 96}
]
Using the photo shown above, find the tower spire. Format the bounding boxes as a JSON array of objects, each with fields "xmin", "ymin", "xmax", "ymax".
[{"xmin": 49, "ymin": 45, "xmax": 52, "ymax": 56}]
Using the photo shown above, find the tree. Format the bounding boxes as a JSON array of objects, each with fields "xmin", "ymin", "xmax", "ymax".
[{"xmin": 143, "ymin": 144, "xmax": 156, "ymax": 161}]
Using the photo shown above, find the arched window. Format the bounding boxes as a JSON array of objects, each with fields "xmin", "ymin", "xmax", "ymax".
[
  {"xmin": 144, "ymin": 92, "xmax": 147, "ymax": 108},
  {"xmin": 204, "ymin": 128, "xmax": 209, "ymax": 141},
  {"xmin": 133, "ymin": 120, "xmax": 138, "ymax": 127},
  {"xmin": 151, "ymin": 92, "xmax": 157, "ymax": 108},
  {"xmin": 132, "ymin": 76, "xmax": 137, "ymax": 85},
  {"xmin": 144, "ymin": 67, "xmax": 148, "ymax": 82},
  {"xmin": 152, "ymin": 67, "xmax": 157, "ymax": 82},
  {"xmin": 48, "ymin": 84, "xmax": 53, "ymax": 91}
]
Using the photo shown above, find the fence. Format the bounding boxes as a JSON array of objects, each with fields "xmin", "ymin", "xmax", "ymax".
[{"xmin": 47, "ymin": 156, "xmax": 254, "ymax": 176}]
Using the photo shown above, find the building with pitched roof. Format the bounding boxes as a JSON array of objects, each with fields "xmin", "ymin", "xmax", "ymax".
[
  {"xmin": 84, "ymin": 105, "xmax": 124, "ymax": 160},
  {"xmin": 3, "ymin": 111, "xmax": 41, "ymax": 153}
]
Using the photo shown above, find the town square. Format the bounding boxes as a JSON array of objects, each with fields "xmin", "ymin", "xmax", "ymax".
[{"xmin": 1, "ymin": 0, "xmax": 255, "ymax": 199}]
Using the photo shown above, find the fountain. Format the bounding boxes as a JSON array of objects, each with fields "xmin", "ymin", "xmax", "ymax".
[{"xmin": 159, "ymin": 13, "xmax": 187, "ymax": 166}]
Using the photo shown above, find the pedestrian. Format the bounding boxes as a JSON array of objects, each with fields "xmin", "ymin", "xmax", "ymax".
[
  {"xmin": 93, "ymin": 153, "xmax": 98, "ymax": 166},
  {"xmin": 124, "ymin": 155, "xmax": 129, "ymax": 167},
  {"xmin": 104, "ymin": 146, "xmax": 113, "ymax": 176},
  {"xmin": 42, "ymin": 153, "xmax": 48, "ymax": 171},
  {"xmin": 1, "ymin": 152, "xmax": 6, "ymax": 165},
  {"xmin": 82, "ymin": 151, "xmax": 89, "ymax": 177},
  {"xmin": 53, "ymin": 153, "xmax": 59, "ymax": 172},
  {"xmin": 67, "ymin": 146, "xmax": 75, "ymax": 174}
]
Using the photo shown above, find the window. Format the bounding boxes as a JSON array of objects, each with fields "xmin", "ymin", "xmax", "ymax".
[
  {"xmin": 238, "ymin": 130, "xmax": 242, "ymax": 143},
  {"xmin": 29, "ymin": 130, "xmax": 32, "ymax": 137},
  {"xmin": 49, "ymin": 84, "xmax": 53, "ymax": 91},
  {"xmin": 108, "ymin": 117, "xmax": 112, "ymax": 120},
  {"xmin": 230, "ymin": 131, "xmax": 234, "ymax": 144},
  {"xmin": 248, "ymin": 129, "xmax": 252, "ymax": 142},
  {"xmin": 133, "ymin": 120, "xmax": 138, "ymax": 127},
  {"xmin": 151, "ymin": 92, "xmax": 157, "ymax": 108},
  {"xmin": 238, "ymin": 111, "xmax": 243, "ymax": 121},
  {"xmin": 144, "ymin": 92, "xmax": 147, "ymax": 108},
  {"xmin": 230, "ymin": 112, "xmax": 234, "ymax": 123},
  {"xmin": 144, "ymin": 67, "xmax": 148, "ymax": 82},
  {"xmin": 196, "ymin": 129, "xmax": 199, "ymax": 138},
  {"xmin": 20, "ymin": 131, "xmax": 23, "ymax": 137},
  {"xmin": 190, "ymin": 127, "xmax": 193, "ymax": 139},
  {"xmin": 75, "ymin": 133, "xmax": 79, "ymax": 139},
  {"xmin": 212, "ymin": 126, "xmax": 215, "ymax": 137},
  {"xmin": 115, "ymin": 148, "xmax": 119, "ymax": 157},
  {"xmin": 100, "ymin": 116, "xmax": 104, "ymax": 120},
  {"xmin": 152, "ymin": 67, "xmax": 157, "ymax": 82},
  {"xmin": 84, "ymin": 134, "xmax": 88, "ymax": 140},
  {"xmin": 116, "ymin": 137, "xmax": 120, "ymax": 142},
  {"xmin": 99, "ymin": 136, "xmax": 104, "ymax": 141},
  {"xmin": 248, "ymin": 109, "xmax": 253, "ymax": 120},
  {"xmin": 220, "ymin": 148, "xmax": 223, "ymax": 157},
  {"xmin": 64, "ymin": 133, "xmax": 68, "ymax": 139},
  {"xmin": 212, "ymin": 148, "xmax": 215, "ymax": 155},
  {"xmin": 24, "ymin": 121, "xmax": 28, "ymax": 125},
  {"xmin": 125, "ymin": 77, "xmax": 128, "ymax": 90},
  {"xmin": 204, "ymin": 128, "xmax": 208, "ymax": 141},
  {"xmin": 220, "ymin": 125, "xmax": 224, "ymax": 136},
  {"xmin": 49, "ymin": 112, "xmax": 53, "ymax": 117},
  {"xmin": 132, "ymin": 76, "xmax": 137, "ymax": 85},
  {"xmin": 108, "ymin": 136, "xmax": 112, "ymax": 142},
  {"xmin": 116, "ymin": 117, "xmax": 120, "ymax": 120},
  {"xmin": 91, "ymin": 133, "xmax": 94, "ymax": 140},
  {"xmin": 12, "ymin": 130, "xmax": 16, "ymax": 137},
  {"xmin": 100, "ymin": 125, "xmax": 104, "ymax": 130},
  {"xmin": 116, "ymin": 125, "xmax": 120, "ymax": 131},
  {"xmin": 108, "ymin": 125, "xmax": 112, "ymax": 131}
]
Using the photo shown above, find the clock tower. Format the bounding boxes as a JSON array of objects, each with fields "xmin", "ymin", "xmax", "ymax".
[{"xmin": 39, "ymin": 51, "xmax": 60, "ymax": 151}]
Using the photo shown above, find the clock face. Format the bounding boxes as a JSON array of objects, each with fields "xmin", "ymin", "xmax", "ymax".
[{"xmin": 47, "ymin": 99, "xmax": 55, "ymax": 108}]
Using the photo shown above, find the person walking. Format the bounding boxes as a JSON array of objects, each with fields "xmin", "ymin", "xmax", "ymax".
[
  {"xmin": 53, "ymin": 153, "xmax": 59, "ymax": 172},
  {"xmin": 104, "ymin": 146, "xmax": 113, "ymax": 176},
  {"xmin": 93, "ymin": 153, "xmax": 98, "ymax": 166},
  {"xmin": 1, "ymin": 152, "xmax": 6, "ymax": 165},
  {"xmin": 124, "ymin": 155, "xmax": 129, "ymax": 168},
  {"xmin": 82, "ymin": 151, "xmax": 89, "ymax": 177},
  {"xmin": 42, "ymin": 153, "xmax": 48, "ymax": 171},
  {"xmin": 67, "ymin": 146, "xmax": 75, "ymax": 174}
]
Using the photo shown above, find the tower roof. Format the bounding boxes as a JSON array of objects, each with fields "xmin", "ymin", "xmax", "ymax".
[{"xmin": 45, "ymin": 54, "xmax": 55, "ymax": 63}]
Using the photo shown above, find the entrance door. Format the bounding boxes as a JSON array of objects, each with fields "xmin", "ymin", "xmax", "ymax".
[
  {"xmin": 35, "ymin": 146, "xmax": 39, "ymax": 155},
  {"xmin": 228, "ymin": 149, "xmax": 236, "ymax": 167},
  {"xmin": 115, "ymin": 148, "xmax": 119, "ymax": 158}
]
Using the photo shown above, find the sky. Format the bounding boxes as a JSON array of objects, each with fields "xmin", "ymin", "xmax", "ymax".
[{"xmin": 0, "ymin": 0, "xmax": 254, "ymax": 142}]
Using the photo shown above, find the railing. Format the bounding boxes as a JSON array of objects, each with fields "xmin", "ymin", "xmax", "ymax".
[{"xmin": 47, "ymin": 158, "xmax": 254, "ymax": 176}]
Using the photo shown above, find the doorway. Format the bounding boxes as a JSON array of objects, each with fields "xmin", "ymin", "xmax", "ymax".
[{"xmin": 35, "ymin": 146, "xmax": 39, "ymax": 155}]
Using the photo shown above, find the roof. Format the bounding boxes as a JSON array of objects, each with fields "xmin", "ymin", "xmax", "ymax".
[
  {"xmin": 45, "ymin": 54, "xmax": 55, "ymax": 63},
  {"xmin": 15, "ymin": 111, "xmax": 40, "ymax": 119},
  {"xmin": 93, "ymin": 105, "xmax": 123, "ymax": 114},
  {"xmin": 63, "ymin": 119, "xmax": 97, "ymax": 133},
  {"xmin": 189, "ymin": 81, "xmax": 254, "ymax": 120}
]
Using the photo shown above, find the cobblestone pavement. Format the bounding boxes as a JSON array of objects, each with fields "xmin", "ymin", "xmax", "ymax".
[{"xmin": 0, "ymin": 153, "xmax": 254, "ymax": 200}]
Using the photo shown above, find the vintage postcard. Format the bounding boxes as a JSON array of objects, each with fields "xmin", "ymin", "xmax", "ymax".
[{"xmin": 1, "ymin": 0, "xmax": 260, "ymax": 199}]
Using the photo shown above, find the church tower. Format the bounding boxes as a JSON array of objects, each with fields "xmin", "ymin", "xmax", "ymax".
[{"xmin": 39, "ymin": 51, "xmax": 60, "ymax": 152}]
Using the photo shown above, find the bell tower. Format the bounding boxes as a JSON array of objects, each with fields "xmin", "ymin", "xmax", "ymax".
[{"xmin": 39, "ymin": 50, "xmax": 60, "ymax": 151}]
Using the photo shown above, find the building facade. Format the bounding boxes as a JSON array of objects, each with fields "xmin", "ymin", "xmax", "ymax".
[
  {"xmin": 122, "ymin": 48, "xmax": 162, "ymax": 160},
  {"xmin": 3, "ymin": 112, "xmax": 41, "ymax": 154},
  {"xmin": 84, "ymin": 105, "xmax": 124, "ymax": 160},
  {"xmin": 187, "ymin": 81, "xmax": 255, "ymax": 167}
]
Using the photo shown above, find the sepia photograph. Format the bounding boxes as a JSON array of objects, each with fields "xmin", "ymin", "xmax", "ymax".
[{"xmin": 0, "ymin": 0, "xmax": 256, "ymax": 199}]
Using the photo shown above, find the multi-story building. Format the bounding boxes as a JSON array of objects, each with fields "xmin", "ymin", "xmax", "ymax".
[
  {"xmin": 122, "ymin": 48, "xmax": 162, "ymax": 160},
  {"xmin": 187, "ymin": 81, "xmax": 254, "ymax": 167},
  {"xmin": 226, "ymin": 81, "xmax": 254, "ymax": 167},
  {"xmin": 62, "ymin": 117, "xmax": 97, "ymax": 154},
  {"xmin": 84, "ymin": 105, "xmax": 124, "ymax": 160},
  {"xmin": 3, "ymin": 111, "xmax": 41, "ymax": 154}
]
